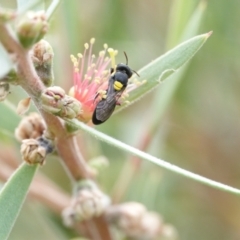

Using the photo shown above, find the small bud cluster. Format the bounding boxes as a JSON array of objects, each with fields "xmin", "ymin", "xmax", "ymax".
[
  {"xmin": 20, "ymin": 138, "xmax": 47, "ymax": 165},
  {"xmin": 41, "ymin": 86, "xmax": 82, "ymax": 119},
  {"xmin": 106, "ymin": 202, "xmax": 178, "ymax": 240},
  {"xmin": 15, "ymin": 113, "xmax": 54, "ymax": 165},
  {"xmin": 15, "ymin": 112, "xmax": 46, "ymax": 141},
  {"xmin": 62, "ymin": 180, "xmax": 111, "ymax": 226}
]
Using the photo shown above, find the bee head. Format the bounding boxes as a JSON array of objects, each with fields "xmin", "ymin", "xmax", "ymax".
[{"xmin": 116, "ymin": 63, "xmax": 133, "ymax": 79}]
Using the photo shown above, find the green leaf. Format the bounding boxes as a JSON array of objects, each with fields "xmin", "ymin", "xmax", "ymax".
[
  {"xmin": 179, "ymin": 1, "xmax": 207, "ymax": 43},
  {"xmin": 0, "ymin": 129, "xmax": 15, "ymax": 143},
  {"xmin": 166, "ymin": 0, "xmax": 197, "ymax": 48},
  {"xmin": 115, "ymin": 31, "xmax": 212, "ymax": 113},
  {"xmin": 0, "ymin": 163, "xmax": 38, "ymax": 240},
  {"xmin": 0, "ymin": 101, "xmax": 20, "ymax": 133},
  {"xmin": 0, "ymin": 43, "xmax": 13, "ymax": 79},
  {"xmin": 9, "ymin": 204, "xmax": 68, "ymax": 240},
  {"xmin": 46, "ymin": 0, "xmax": 61, "ymax": 20},
  {"xmin": 66, "ymin": 119, "xmax": 240, "ymax": 196},
  {"xmin": 146, "ymin": 1, "xmax": 207, "ymax": 131}
]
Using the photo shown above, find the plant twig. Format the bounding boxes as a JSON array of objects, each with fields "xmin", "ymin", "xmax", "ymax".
[
  {"xmin": 0, "ymin": 23, "xmax": 93, "ymax": 181},
  {"xmin": 0, "ymin": 23, "xmax": 112, "ymax": 239}
]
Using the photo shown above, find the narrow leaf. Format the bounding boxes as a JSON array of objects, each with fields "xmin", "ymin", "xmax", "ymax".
[
  {"xmin": 46, "ymin": 0, "xmax": 61, "ymax": 20},
  {"xmin": 0, "ymin": 163, "xmax": 38, "ymax": 240},
  {"xmin": 0, "ymin": 100, "xmax": 20, "ymax": 133},
  {"xmin": 166, "ymin": 0, "xmax": 197, "ymax": 48},
  {"xmin": 116, "ymin": 32, "xmax": 212, "ymax": 113},
  {"xmin": 66, "ymin": 119, "xmax": 240, "ymax": 196},
  {"xmin": 9, "ymin": 204, "xmax": 68, "ymax": 240},
  {"xmin": 148, "ymin": 2, "xmax": 207, "ymax": 126}
]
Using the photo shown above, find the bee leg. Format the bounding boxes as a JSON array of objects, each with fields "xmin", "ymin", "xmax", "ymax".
[{"xmin": 93, "ymin": 92, "xmax": 100, "ymax": 102}]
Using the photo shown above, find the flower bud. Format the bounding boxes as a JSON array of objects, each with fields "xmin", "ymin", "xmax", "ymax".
[
  {"xmin": 41, "ymin": 86, "xmax": 82, "ymax": 119},
  {"xmin": 62, "ymin": 179, "xmax": 111, "ymax": 226},
  {"xmin": 15, "ymin": 112, "xmax": 46, "ymax": 141},
  {"xmin": 0, "ymin": 82, "xmax": 10, "ymax": 102},
  {"xmin": 16, "ymin": 11, "xmax": 48, "ymax": 48},
  {"xmin": 20, "ymin": 135, "xmax": 54, "ymax": 165},
  {"xmin": 31, "ymin": 40, "xmax": 54, "ymax": 86},
  {"xmin": 21, "ymin": 138, "xmax": 47, "ymax": 165}
]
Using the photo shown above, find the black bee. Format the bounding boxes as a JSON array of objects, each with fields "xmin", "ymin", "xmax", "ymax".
[{"xmin": 92, "ymin": 53, "xmax": 135, "ymax": 125}]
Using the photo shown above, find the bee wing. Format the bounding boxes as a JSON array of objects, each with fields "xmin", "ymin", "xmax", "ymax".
[{"xmin": 92, "ymin": 82, "xmax": 126, "ymax": 124}]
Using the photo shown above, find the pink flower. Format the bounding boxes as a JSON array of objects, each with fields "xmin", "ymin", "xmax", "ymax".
[
  {"xmin": 69, "ymin": 39, "xmax": 118, "ymax": 122},
  {"xmin": 69, "ymin": 38, "xmax": 145, "ymax": 123}
]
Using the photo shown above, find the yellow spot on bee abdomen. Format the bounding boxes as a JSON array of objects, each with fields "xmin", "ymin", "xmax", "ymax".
[{"xmin": 114, "ymin": 81, "xmax": 123, "ymax": 91}]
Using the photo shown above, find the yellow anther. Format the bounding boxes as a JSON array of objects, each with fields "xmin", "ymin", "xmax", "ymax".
[
  {"xmin": 92, "ymin": 54, "xmax": 96, "ymax": 59},
  {"xmin": 84, "ymin": 43, "xmax": 89, "ymax": 49},
  {"xmin": 99, "ymin": 50, "xmax": 105, "ymax": 57},
  {"xmin": 103, "ymin": 70, "xmax": 109, "ymax": 76},
  {"xmin": 107, "ymin": 48, "xmax": 112, "ymax": 53},
  {"xmin": 104, "ymin": 43, "xmax": 108, "ymax": 49},
  {"xmin": 90, "ymin": 38, "xmax": 95, "ymax": 44},
  {"xmin": 74, "ymin": 67, "xmax": 79, "ymax": 72},
  {"xmin": 94, "ymin": 77, "xmax": 100, "ymax": 84},
  {"xmin": 77, "ymin": 53, "xmax": 83, "ymax": 58},
  {"xmin": 70, "ymin": 54, "xmax": 78, "ymax": 63},
  {"xmin": 108, "ymin": 48, "xmax": 117, "ymax": 69}
]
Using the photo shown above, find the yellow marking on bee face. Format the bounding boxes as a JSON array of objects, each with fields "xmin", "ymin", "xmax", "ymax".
[{"xmin": 114, "ymin": 81, "xmax": 123, "ymax": 91}]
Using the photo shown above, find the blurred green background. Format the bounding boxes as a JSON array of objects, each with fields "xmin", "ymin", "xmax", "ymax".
[{"xmin": 1, "ymin": 0, "xmax": 240, "ymax": 239}]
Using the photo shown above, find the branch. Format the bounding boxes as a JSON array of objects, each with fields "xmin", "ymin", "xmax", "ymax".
[
  {"xmin": 0, "ymin": 22, "xmax": 112, "ymax": 239},
  {"xmin": 0, "ymin": 23, "xmax": 93, "ymax": 180}
]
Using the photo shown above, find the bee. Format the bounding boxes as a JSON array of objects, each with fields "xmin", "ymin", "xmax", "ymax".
[{"xmin": 92, "ymin": 53, "xmax": 137, "ymax": 125}]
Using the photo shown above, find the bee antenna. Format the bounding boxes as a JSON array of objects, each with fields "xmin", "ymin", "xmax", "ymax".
[
  {"xmin": 123, "ymin": 51, "xmax": 128, "ymax": 65},
  {"xmin": 132, "ymin": 69, "xmax": 140, "ymax": 77}
]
